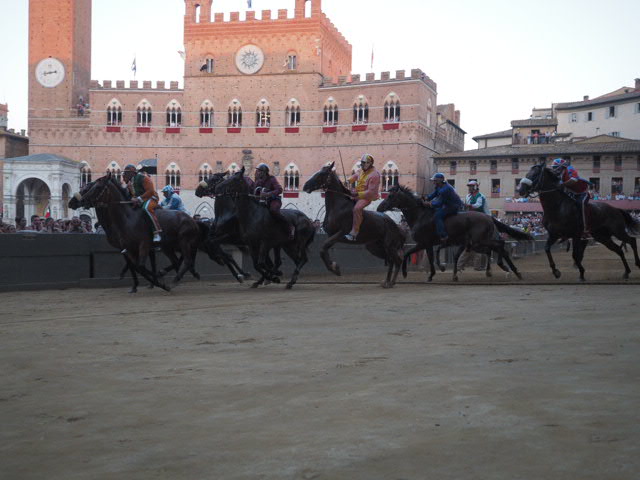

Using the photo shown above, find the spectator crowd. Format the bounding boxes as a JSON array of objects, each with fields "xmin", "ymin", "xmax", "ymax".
[{"xmin": 0, "ymin": 215, "xmax": 101, "ymax": 234}]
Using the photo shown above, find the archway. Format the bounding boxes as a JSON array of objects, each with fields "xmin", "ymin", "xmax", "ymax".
[{"xmin": 15, "ymin": 178, "xmax": 51, "ymax": 220}]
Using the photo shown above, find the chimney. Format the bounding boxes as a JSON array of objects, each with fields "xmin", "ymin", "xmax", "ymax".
[
  {"xmin": 635, "ymin": 78, "xmax": 640, "ymax": 90},
  {"xmin": 583, "ymin": 95, "xmax": 589, "ymax": 101}
]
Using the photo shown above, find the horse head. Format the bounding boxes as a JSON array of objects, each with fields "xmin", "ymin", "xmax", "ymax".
[
  {"xmin": 195, "ymin": 171, "xmax": 228, "ymax": 198},
  {"xmin": 377, "ymin": 185, "xmax": 417, "ymax": 213},
  {"xmin": 69, "ymin": 180, "xmax": 95, "ymax": 210},
  {"xmin": 214, "ymin": 167, "xmax": 248, "ymax": 196},
  {"xmin": 75, "ymin": 173, "xmax": 121, "ymax": 208},
  {"xmin": 518, "ymin": 162, "xmax": 559, "ymax": 198},
  {"xmin": 303, "ymin": 162, "xmax": 343, "ymax": 193}
]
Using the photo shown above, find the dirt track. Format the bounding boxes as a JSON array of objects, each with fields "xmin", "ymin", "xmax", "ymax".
[{"xmin": 1, "ymin": 245, "xmax": 639, "ymax": 479}]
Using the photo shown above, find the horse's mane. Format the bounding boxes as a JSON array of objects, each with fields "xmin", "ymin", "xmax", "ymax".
[
  {"xmin": 327, "ymin": 168, "xmax": 350, "ymax": 194},
  {"xmin": 109, "ymin": 176, "xmax": 131, "ymax": 199},
  {"xmin": 393, "ymin": 184, "xmax": 425, "ymax": 208}
]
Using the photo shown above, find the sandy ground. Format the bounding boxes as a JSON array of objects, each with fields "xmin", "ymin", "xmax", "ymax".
[{"xmin": 1, "ymin": 246, "xmax": 639, "ymax": 479}]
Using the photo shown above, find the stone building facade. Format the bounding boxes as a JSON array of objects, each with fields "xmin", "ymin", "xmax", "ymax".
[
  {"xmin": 20, "ymin": 0, "xmax": 464, "ymax": 222},
  {"xmin": 0, "ymin": 103, "xmax": 30, "ymax": 220},
  {"xmin": 434, "ymin": 136, "xmax": 640, "ymax": 216}
]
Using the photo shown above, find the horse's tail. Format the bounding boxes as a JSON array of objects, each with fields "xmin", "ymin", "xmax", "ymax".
[
  {"xmin": 620, "ymin": 209, "xmax": 640, "ymax": 235},
  {"xmin": 492, "ymin": 217, "xmax": 534, "ymax": 241}
]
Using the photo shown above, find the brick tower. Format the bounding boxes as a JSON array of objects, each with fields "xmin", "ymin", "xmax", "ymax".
[{"xmin": 28, "ymin": 0, "xmax": 92, "ymax": 130}]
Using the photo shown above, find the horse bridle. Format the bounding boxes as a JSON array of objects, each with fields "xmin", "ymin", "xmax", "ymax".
[{"xmin": 520, "ymin": 164, "xmax": 557, "ymax": 198}]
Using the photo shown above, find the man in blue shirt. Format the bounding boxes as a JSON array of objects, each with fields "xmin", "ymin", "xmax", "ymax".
[
  {"xmin": 160, "ymin": 185, "xmax": 189, "ymax": 214},
  {"xmin": 423, "ymin": 172, "xmax": 462, "ymax": 242}
]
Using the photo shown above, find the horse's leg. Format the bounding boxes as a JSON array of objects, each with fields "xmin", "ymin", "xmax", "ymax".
[
  {"xmin": 570, "ymin": 236, "xmax": 587, "ymax": 282},
  {"xmin": 451, "ymin": 245, "xmax": 465, "ymax": 282},
  {"xmin": 174, "ymin": 241, "xmax": 197, "ymax": 285},
  {"xmin": 496, "ymin": 243, "xmax": 523, "ymax": 280},
  {"xmin": 122, "ymin": 254, "xmax": 139, "ymax": 293},
  {"xmin": 385, "ymin": 241, "xmax": 404, "ymax": 288},
  {"xmin": 626, "ymin": 236, "xmax": 640, "ymax": 269},
  {"xmin": 284, "ymin": 238, "xmax": 310, "ymax": 290},
  {"xmin": 425, "ymin": 245, "xmax": 437, "ymax": 282},
  {"xmin": 129, "ymin": 250, "xmax": 170, "ymax": 291},
  {"xmin": 320, "ymin": 231, "xmax": 345, "ymax": 276},
  {"xmin": 545, "ymin": 234, "xmax": 562, "ymax": 278},
  {"xmin": 401, "ymin": 244, "xmax": 424, "ymax": 279},
  {"xmin": 485, "ymin": 250, "xmax": 493, "ymax": 277},
  {"xmin": 250, "ymin": 246, "xmax": 267, "ymax": 288},
  {"xmin": 595, "ymin": 233, "xmax": 631, "ymax": 280},
  {"xmin": 435, "ymin": 245, "xmax": 446, "ymax": 272}
]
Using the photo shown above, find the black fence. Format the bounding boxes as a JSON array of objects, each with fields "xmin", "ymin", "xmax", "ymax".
[{"xmin": 0, "ymin": 233, "xmax": 546, "ymax": 291}]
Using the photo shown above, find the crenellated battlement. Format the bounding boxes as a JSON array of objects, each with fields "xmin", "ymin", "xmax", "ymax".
[
  {"xmin": 321, "ymin": 69, "xmax": 438, "ymax": 92},
  {"xmin": 90, "ymin": 80, "xmax": 183, "ymax": 91},
  {"xmin": 183, "ymin": 0, "xmax": 349, "ymax": 53}
]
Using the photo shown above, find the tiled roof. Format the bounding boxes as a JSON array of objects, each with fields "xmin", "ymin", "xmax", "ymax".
[
  {"xmin": 3, "ymin": 153, "xmax": 78, "ymax": 165},
  {"xmin": 554, "ymin": 90, "xmax": 640, "ymax": 110},
  {"xmin": 511, "ymin": 118, "xmax": 557, "ymax": 127},
  {"xmin": 434, "ymin": 140, "xmax": 640, "ymax": 159},
  {"xmin": 472, "ymin": 129, "xmax": 512, "ymax": 141}
]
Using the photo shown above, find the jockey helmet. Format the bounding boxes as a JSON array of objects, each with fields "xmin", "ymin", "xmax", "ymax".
[
  {"xmin": 430, "ymin": 173, "xmax": 445, "ymax": 181},
  {"xmin": 123, "ymin": 164, "xmax": 137, "ymax": 172},
  {"xmin": 256, "ymin": 163, "xmax": 270, "ymax": 173},
  {"xmin": 360, "ymin": 153, "xmax": 375, "ymax": 166},
  {"xmin": 161, "ymin": 185, "xmax": 175, "ymax": 194},
  {"xmin": 551, "ymin": 158, "xmax": 568, "ymax": 171}
]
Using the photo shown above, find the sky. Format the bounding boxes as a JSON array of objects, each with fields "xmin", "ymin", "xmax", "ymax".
[{"xmin": 1, "ymin": 0, "xmax": 639, "ymax": 150}]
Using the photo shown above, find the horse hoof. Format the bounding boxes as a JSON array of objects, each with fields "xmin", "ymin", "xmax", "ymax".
[
  {"xmin": 452, "ymin": 276, "xmax": 458, "ymax": 282},
  {"xmin": 553, "ymin": 270, "xmax": 561, "ymax": 279},
  {"xmin": 285, "ymin": 283, "xmax": 293, "ymax": 290},
  {"xmin": 486, "ymin": 271, "xmax": 493, "ymax": 278},
  {"xmin": 193, "ymin": 273, "xmax": 201, "ymax": 280},
  {"xmin": 236, "ymin": 274, "xmax": 245, "ymax": 284},
  {"xmin": 516, "ymin": 273, "xmax": 523, "ymax": 280},
  {"xmin": 331, "ymin": 263, "xmax": 342, "ymax": 276},
  {"xmin": 147, "ymin": 284, "xmax": 154, "ymax": 289},
  {"xmin": 439, "ymin": 266, "xmax": 446, "ymax": 272},
  {"xmin": 251, "ymin": 282, "xmax": 260, "ymax": 289},
  {"xmin": 380, "ymin": 282, "xmax": 392, "ymax": 289},
  {"xmin": 623, "ymin": 273, "xmax": 630, "ymax": 280},
  {"xmin": 129, "ymin": 288, "xmax": 137, "ymax": 294},
  {"xmin": 428, "ymin": 276, "xmax": 434, "ymax": 282}
]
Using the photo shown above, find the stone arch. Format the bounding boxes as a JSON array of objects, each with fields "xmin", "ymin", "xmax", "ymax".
[
  {"xmin": 166, "ymin": 99, "xmax": 183, "ymax": 127},
  {"xmin": 283, "ymin": 162, "xmax": 301, "ymax": 191},
  {"xmin": 323, "ymin": 97, "xmax": 338, "ymax": 125},
  {"xmin": 384, "ymin": 92, "xmax": 401, "ymax": 123},
  {"xmin": 256, "ymin": 98, "xmax": 271, "ymax": 127},
  {"xmin": 381, "ymin": 160, "xmax": 400, "ymax": 192},
  {"xmin": 15, "ymin": 177, "xmax": 51, "ymax": 220},
  {"xmin": 194, "ymin": 201, "xmax": 214, "ymax": 219},
  {"xmin": 137, "ymin": 98, "xmax": 153, "ymax": 126},
  {"xmin": 165, "ymin": 162, "xmax": 181, "ymax": 189},
  {"xmin": 228, "ymin": 99, "xmax": 242, "ymax": 126},
  {"xmin": 200, "ymin": 99, "xmax": 214, "ymax": 127},
  {"xmin": 106, "ymin": 98, "xmax": 123, "ymax": 126},
  {"xmin": 353, "ymin": 94, "xmax": 369, "ymax": 124}
]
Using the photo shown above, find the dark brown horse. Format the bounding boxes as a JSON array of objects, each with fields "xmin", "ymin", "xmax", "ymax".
[
  {"xmin": 377, "ymin": 185, "xmax": 532, "ymax": 281},
  {"xmin": 518, "ymin": 162, "xmax": 640, "ymax": 280},
  {"xmin": 215, "ymin": 167, "xmax": 315, "ymax": 289},
  {"xmin": 72, "ymin": 173, "xmax": 200, "ymax": 290},
  {"xmin": 302, "ymin": 163, "xmax": 405, "ymax": 288}
]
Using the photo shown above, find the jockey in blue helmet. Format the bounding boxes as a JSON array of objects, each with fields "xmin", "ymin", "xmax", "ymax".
[{"xmin": 423, "ymin": 172, "xmax": 463, "ymax": 243}]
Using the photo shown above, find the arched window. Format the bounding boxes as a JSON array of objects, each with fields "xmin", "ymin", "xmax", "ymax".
[
  {"xmin": 256, "ymin": 99, "xmax": 271, "ymax": 127},
  {"xmin": 136, "ymin": 99, "xmax": 152, "ymax": 126},
  {"xmin": 201, "ymin": 57, "xmax": 214, "ymax": 74},
  {"xmin": 106, "ymin": 162, "xmax": 122, "ymax": 183},
  {"xmin": 106, "ymin": 99, "xmax": 123, "ymax": 126},
  {"xmin": 381, "ymin": 161, "xmax": 400, "ymax": 192},
  {"xmin": 199, "ymin": 163, "xmax": 214, "ymax": 182},
  {"xmin": 324, "ymin": 97, "xmax": 338, "ymax": 126},
  {"xmin": 227, "ymin": 163, "xmax": 240, "ymax": 174},
  {"xmin": 353, "ymin": 95, "xmax": 369, "ymax": 124},
  {"xmin": 286, "ymin": 99, "xmax": 301, "ymax": 127},
  {"xmin": 165, "ymin": 163, "xmax": 181, "ymax": 189},
  {"xmin": 228, "ymin": 99, "xmax": 242, "ymax": 127},
  {"xmin": 200, "ymin": 100, "xmax": 213, "ymax": 127},
  {"xmin": 283, "ymin": 163, "xmax": 300, "ymax": 191},
  {"xmin": 166, "ymin": 100, "xmax": 182, "ymax": 127},
  {"xmin": 384, "ymin": 92, "xmax": 401, "ymax": 123},
  {"xmin": 80, "ymin": 162, "xmax": 92, "ymax": 187}
]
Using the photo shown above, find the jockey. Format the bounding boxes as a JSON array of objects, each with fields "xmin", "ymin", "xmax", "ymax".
[
  {"xmin": 423, "ymin": 172, "xmax": 463, "ymax": 243},
  {"xmin": 254, "ymin": 163, "xmax": 295, "ymax": 240},
  {"xmin": 465, "ymin": 180, "xmax": 489, "ymax": 214},
  {"xmin": 344, "ymin": 153, "xmax": 381, "ymax": 241},
  {"xmin": 160, "ymin": 185, "xmax": 189, "ymax": 214},
  {"xmin": 551, "ymin": 158, "xmax": 591, "ymax": 236},
  {"xmin": 122, "ymin": 164, "xmax": 162, "ymax": 243}
]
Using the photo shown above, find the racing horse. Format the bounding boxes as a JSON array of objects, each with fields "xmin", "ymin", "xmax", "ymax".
[
  {"xmin": 518, "ymin": 161, "xmax": 640, "ymax": 280},
  {"xmin": 377, "ymin": 185, "xmax": 532, "ymax": 282},
  {"xmin": 303, "ymin": 162, "xmax": 405, "ymax": 288},
  {"xmin": 72, "ymin": 173, "xmax": 200, "ymax": 290},
  {"xmin": 215, "ymin": 167, "xmax": 316, "ymax": 289}
]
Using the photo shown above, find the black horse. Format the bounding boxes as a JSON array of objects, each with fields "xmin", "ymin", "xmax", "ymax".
[
  {"xmin": 377, "ymin": 185, "xmax": 532, "ymax": 282},
  {"xmin": 71, "ymin": 174, "xmax": 200, "ymax": 290},
  {"xmin": 518, "ymin": 162, "xmax": 640, "ymax": 280},
  {"xmin": 303, "ymin": 163, "xmax": 405, "ymax": 288},
  {"xmin": 215, "ymin": 167, "xmax": 315, "ymax": 289}
]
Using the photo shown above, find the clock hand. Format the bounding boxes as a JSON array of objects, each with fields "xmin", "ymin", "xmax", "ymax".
[{"xmin": 43, "ymin": 70, "xmax": 58, "ymax": 75}]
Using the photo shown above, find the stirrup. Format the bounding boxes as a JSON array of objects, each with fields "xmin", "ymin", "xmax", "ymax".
[
  {"xmin": 152, "ymin": 233, "xmax": 162, "ymax": 243},
  {"xmin": 344, "ymin": 233, "xmax": 357, "ymax": 242}
]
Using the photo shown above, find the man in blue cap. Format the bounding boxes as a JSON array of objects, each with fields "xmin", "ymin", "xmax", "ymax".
[
  {"xmin": 160, "ymin": 185, "xmax": 189, "ymax": 214},
  {"xmin": 423, "ymin": 172, "xmax": 462, "ymax": 243}
]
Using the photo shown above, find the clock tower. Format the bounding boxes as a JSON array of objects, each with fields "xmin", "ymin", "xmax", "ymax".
[{"xmin": 28, "ymin": 0, "xmax": 92, "ymax": 127}]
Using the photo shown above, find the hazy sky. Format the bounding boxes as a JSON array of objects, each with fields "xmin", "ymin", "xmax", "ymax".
[{"xmin": 1, "ymin": 0, "xmax": 638, "ymax": 149}]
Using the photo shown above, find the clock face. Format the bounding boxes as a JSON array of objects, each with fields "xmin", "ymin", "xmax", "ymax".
[
  {"xmin": 235, "ymin": 45, "xmax": 265, "ymax": 75},
  {"xmin": 35, "ymin": 58, "xmax": 65, "ymax": 88}
]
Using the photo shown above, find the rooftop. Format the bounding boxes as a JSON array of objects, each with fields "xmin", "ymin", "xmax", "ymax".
[
  {"xmin": 434, "ymin": 139, "xmax": 640, "ymax": 159},
  {"xmin": 511, "ymin": 118, "xmax": 558, "ymax": 128},
  {"xmin": 472, "ymin": 129, "xmax": 512, "ymax": 141},
  {"xmin": 554, "ymin": 89, "xmax": 640, "ymax": 110}
]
